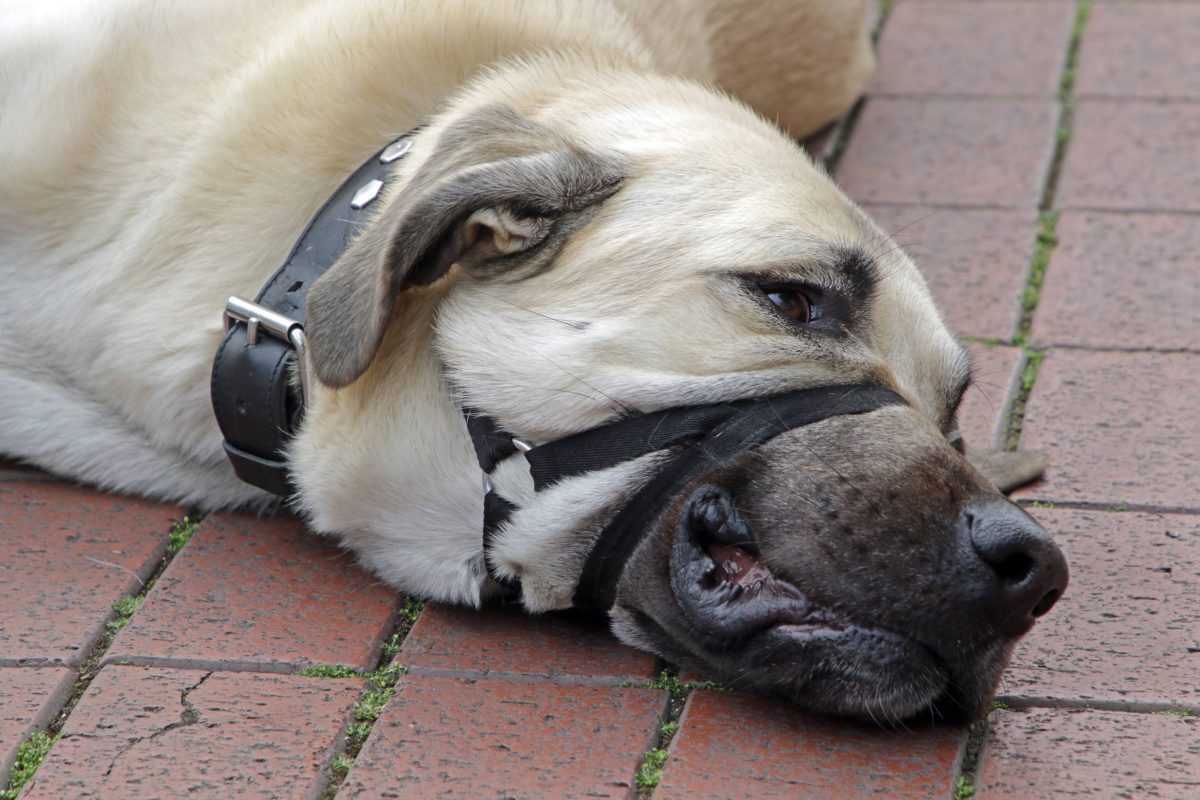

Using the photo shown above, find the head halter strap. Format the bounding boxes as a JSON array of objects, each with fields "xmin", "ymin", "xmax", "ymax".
[{"xmin": 468, "ymin": 383, "xmax": 906, "ymax": 613}]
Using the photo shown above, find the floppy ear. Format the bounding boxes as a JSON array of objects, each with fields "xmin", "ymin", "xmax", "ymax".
[
  {"xmin": 967, "ymin": 446, "xmax": 1048, "ymax": 494},
  {"xmin": 306, "ymin": 103, "xmax": 624, "ymax": 388}
]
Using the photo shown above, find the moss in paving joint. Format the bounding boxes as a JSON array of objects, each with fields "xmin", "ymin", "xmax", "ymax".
[
  {"xmin": 1058, "ymin": 0, "xmax": 1091, "ymax": 102},
  {"xmin": 395, "ymin": 596, "xmax": 425, "ymax": 636},
  {"xmin": 1040, "ymin": 0, "xmax": 1090, "ymax": 210},
  {"xmin": 960, "ymin": 335, "xmax": 1007, "ymax": 349},
  {"xmin": 1004, "ymin": 349, "xmax": 1045, "ymax": 451},
  {"xmin": 1025, "ymin": 500, "xmax": 1057, "ymax": 510},
  {"xmin": 1159, "ymin": 709, "xmax": 1195, "ymax": 718},
  {"xmin": 635, "ymin": 747, "xmax": 670, "ymax": 792},
  {"xmin": 167, "ymin": 514, "xmax": 201, "ymax": 555},
  {"xmin": 311, "ymin": 649, "xmax": 410, "ymax": 798},
  {"xmin": 46, "ymin": 513, "xmax": 202, "ymax": 740},
  {"xmin": 301, "ymin": 664, "xmax": 361, "ymax": 679},
  {"xmin": 623, "ymin": 668, "xmax": 727, "ymax": 798},
  {"xmin": 1, "ymin": 731, "xmax": 57, "ymax": 800},
  {"xmin": 105, "ymin": 594, "xmax": 144, "ymax": 633},
  {"xmin": 952, "ymin": 776, "xmax": 977, "ymax": 800},
  {"xmin": 950, "ymin": 716, "xmax": 991, "ymax": 800},
  {"xmin": 820, "ymin": 98, "xmax": 867, "ymax": 176},
  {"xmin": 1003, "ymin": 208, "xmax": 1058, "ymax": 449},
  {"xmin": 1022, "ymin": 212, "xmax": 1058, "ymax": 314},
  {"xmin": 311, "ymin": 595, "xmax": 427, "ymax": 796}
]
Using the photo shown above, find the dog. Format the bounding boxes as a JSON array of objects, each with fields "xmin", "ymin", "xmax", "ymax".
[{"xmin": 0, "ymin": 0, "xmax": 1066, "ymax": 723}]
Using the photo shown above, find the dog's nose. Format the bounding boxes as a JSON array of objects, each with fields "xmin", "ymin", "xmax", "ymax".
[{"xmin": 965, "ymin": 498, "xmax": 1068, "ymax": 638}]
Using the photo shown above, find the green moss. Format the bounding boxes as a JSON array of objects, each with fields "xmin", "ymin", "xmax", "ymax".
[
  {"xmin": 953, "ymin": 776, "xmax": 977, "ymax": 800},
  {"xmin": 637, "ymin": 671, "xmax": 685, "ymax": 696},
  {"xmin": 301, "ymin": 664, "xmax": 361, "ymax": 679},
  {"xmin": 167, "ymin": 515, "xmax": 200, "ymax": 554},
  {"xmin": 1159, "ymin": 709, "xmax": 1195, "ymax": 718},
  {"xmin": 1022, "ymin": 212, "xmax": 1058, "ymax": 314},
  {"xmin": 1, "ymin": 732, "xmax": 56, "ymax": 800},
  {"xmin": 1020, "ymin": 351, "xmax": 1045, "ymax": 393},
  {"xmin": 962, "ymin": 336, "xmax": 1007, "ymax": 348},
  {"xmin": 635, "ymin": 748, "xmax": 670, "ymax": 790},
  {"xmin": 328, "ymin": 752, "xmax": 355, "ymax": 780},
  {"xmin": 316, "ymin": 658, "xmax": 408, "ymax": 799},
  {"xmin": 106, "ymin": 595, "xmax": 144, "ymax": 632}
]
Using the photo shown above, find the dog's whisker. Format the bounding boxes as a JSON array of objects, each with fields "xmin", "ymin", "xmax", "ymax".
[
  {"xmin": 532, "ymin": 352, "xmax": 634, "ymax": 416},
  {"xmin": 479, "ymin": 292, "xmax": 589, "ymax": 330}
]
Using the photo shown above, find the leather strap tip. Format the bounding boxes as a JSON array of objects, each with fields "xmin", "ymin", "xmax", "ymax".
[{"xmin": 223, "ymin": 441, "xmax": 295, "ymax": 497}]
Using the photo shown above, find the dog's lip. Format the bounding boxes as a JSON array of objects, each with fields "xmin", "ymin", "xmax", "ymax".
[{"xmin": 694, "ymin": 538, "xmax": 852, "ymax": 631}]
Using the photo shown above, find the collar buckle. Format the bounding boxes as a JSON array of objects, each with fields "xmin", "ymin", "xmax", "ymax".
[{"xmin": 223, "ymin": 295, "xmax": 310, "ymax": 405}]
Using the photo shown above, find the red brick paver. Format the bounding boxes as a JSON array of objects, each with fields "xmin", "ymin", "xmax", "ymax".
[
  {"xmin": 105, "ymin": 514, "xmax": 397, "ymax": 673},
  {"xmin": 657, "ymin": 690, "xmax": 965, "ymax": 799},
  {"xmin": 838, "ymin": 98, "xmax": 1059, "ymax": 207},
  {"xmin": 21, "ymin": 666, "xmax": 361, "ymax": 800},
  {"xmin": 864, "ymin": 205, "xmax": 1037, "ymax": 342},
  {"xmin": 1004, "ymin": 508, "xmax": 1199, "ymax": 708},
  {"xmin": 1057, "ymin": 100, "xmax": 1200, "ymax": 212},
  {"xmin": 873, "ymin": 2, "xmax": 1074, "ymax": 97},
  {"xmin": 401, "ymin": 603, "xmax": 656, "ymax": 684},
  {"xmin": 0, "ymin": 667, "xmax": 75, "ymax": 777},
  {"xmin": 0, "ymin": 483, "xmax": 177, "ymax": 666},
  {"xmin": 1076, "ymin": 3, "xmax": 1200, "ymax": 100},
  {"xmin": 340, "ymin": 675, "xmax": 666, "ymax": 799},
  {"xmin": 1032, "ymin": 211, "xmax": 1200, "ymax": 351},
  {"xmin": 1016, "ymin": 350, "xmax": 1199, "ymax": 510},
  {"xmin": 977, "ymin": 707, "xmax": 1200, "ymax": 798}
]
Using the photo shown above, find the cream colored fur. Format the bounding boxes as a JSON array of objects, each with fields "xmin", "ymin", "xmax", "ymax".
[{"xmin": 0, "ymin": 0, "xmax": 966, "ymax": 613}]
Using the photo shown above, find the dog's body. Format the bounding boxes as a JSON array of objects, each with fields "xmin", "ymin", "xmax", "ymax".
[{"xmin": 1, "ymin": 0, "xmax": 1066, "ymax": 722}]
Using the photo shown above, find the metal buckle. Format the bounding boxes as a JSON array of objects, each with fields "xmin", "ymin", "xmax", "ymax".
[{"xmin": 223, "ymin": 296, "xmax": 310, "ymax": 405}]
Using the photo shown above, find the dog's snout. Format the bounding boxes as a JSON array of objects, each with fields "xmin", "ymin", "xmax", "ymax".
[{"xmin": 965, "ymin": 499, "xmax": 1068, "ymax": 638}]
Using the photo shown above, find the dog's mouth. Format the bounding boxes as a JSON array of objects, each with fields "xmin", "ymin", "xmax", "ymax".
[
  {"xmin": 664, "ymin": 483, "xmax": 996, "ymax": 723},
  {"xmin": 670, "ymin": 484, "xmax": 857, "ymax": 643}
]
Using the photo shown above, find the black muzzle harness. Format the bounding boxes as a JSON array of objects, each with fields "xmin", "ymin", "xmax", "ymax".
[{"xmin": 210, "ymin": 134, "xmax": 906, "ymax": 614}]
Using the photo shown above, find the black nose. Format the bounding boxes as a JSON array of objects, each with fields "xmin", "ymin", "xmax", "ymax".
[{"xmin": 965, "ymin": 499, "xmax": 1068, "ymax": 638}]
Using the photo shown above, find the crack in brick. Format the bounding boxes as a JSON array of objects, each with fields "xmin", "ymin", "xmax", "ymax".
[{"xmin": 99, "ymin": 671, "xmax": 214, "ymax": 779}]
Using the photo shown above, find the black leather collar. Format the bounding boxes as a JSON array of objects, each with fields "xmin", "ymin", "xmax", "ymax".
[{"xmin": 210, "ymin": 134, "xmax": 417, "ymax": 494}]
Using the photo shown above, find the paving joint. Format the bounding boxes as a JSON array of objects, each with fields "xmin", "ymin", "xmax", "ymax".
[
  {"xmin": 46, "ymin": 513, "xmax": 204, "ymax": 736},
  {"xmin": 1019, "ymin": 497, "xmax": 1200, "ymax": 515},
  {"xmin": 0, "ymin": 512, "xmax": 204, "ymax": 797},
  {"xmin": 629, "ymin": 666, "xmax": 688, "ymax": 799},
  {"xmin": 306, "ymin": 596, "xmax": 423, "ymax": 800},
  {"xmin": 820, "ymin": 0, "xmax": 895, "ymax": 174},
  {"xmin": 995, "ymin": 695, "xmax": 1200, "ymax": 716},
  {"xmin": 950, "ymin": 716, "xmax": 989, "ymax": 800},
  {"xmin": 1002, "ymin": 0, "xmax": 1092, "ymax": 453},
  {"xmin": 403, "ymin": 666, "xmax": 648, "ymax": 687}
]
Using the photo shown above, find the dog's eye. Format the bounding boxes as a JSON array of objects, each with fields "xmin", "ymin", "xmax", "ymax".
[
  {"xmin": 948, "ymin": 429, "xmax": 965, "ymax": 454},
  {"xmin": 764, "ymin": 288, "xmax": 811, "ymax": 324}
]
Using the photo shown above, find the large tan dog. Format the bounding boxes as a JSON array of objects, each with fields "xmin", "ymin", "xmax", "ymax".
[{"xmin": 0, "ymin": 0, "xmax": 1066, "ymax": 722}]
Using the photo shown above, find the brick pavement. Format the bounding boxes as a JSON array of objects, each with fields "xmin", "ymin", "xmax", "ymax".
[{"xmin": 2, "ymin": 2, "xmax": 1198, "ymax": 798}]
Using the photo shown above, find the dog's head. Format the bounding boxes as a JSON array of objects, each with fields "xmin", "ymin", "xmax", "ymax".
[{"xmin": 300, "ymin": 78, "xmax": 1066, "ymax": 724}]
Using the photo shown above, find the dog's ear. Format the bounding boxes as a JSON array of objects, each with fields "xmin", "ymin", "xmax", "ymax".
[
  {"xmin": 306, "ymin": 103, "xmax": 624, "ymax": 388},
  {"xmin": 967, "ymin": 446, "xmax": 1048, "ymax": 494}
]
